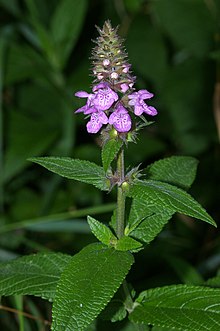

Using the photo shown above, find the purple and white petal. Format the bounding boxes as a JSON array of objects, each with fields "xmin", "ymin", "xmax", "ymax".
[
  {"xmin": 109, "ymin": 104, "xmax": 132, "ymax": 132},
  {"xmin": 93, "ymin": 87, "xmax": 118, "ymax": 111},
  {"xmin": 120, "ymin": 83, "xmax": 129, "ymax": 93},
  {"xmin": 92, "ymin": 82, "xmax": 109, "ymax": 92},
  {"xmin": 86, "ymin": 111, "xmax": 107, "ymax": 134},
  {"xmin": 134, "ymin": 104, "xmax": 144, "ymax": 116},
  {"xmin": 75, "ymin": 91, "xmax": 90, "ymax": 98},
  {"xmin": 143, "ymin": 105, "xmax": 158, "ymax": 116}
]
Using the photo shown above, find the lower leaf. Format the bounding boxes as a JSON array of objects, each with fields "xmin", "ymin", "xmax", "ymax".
[
  {"xmin": 52, "ymin": 243, "xmax": 134, "ymax": 331},
  {"xmin": 0, "ymin": 252, "xmax": 71, "ymax": 301},
  {"xmin": 129, "ymin": 284, "xmax": 220, "ymax": 330}
]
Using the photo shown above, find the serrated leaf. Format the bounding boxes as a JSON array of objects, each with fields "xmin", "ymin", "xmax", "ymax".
[
  {"xmin": 87, "ymin": 216, "xmax": 117, "ymax": 246},
  {"xmin": 127, "ymin": 197, "xmax": 174, "ymax": 243},
  {"xmin": 205, "ymin": 275, "xmax": 220, "ymax": 288},
  {"xmin": 130, "ymin": 284, "xmax": 220, "ymax": 330},
  {"xmin": 145, "ymin": 156, "xmax": 198, "ymax": 190},
  {"xmin": 0, "ymin": 252, "xmax": 71, "ymax": 301},
  {"xmin": 116, "ymin": 236, "xmax": 142, "ymax": 252},
  {"xmin": 52, "ymin": 243, "xmax": 134, "ymax": 331},
  {"xmin": 101, "ymin": 139, "xmax": 122, "ymax": 172},
  {"xmin": 50, "ymin": 0, "xmax": 87, "ymax": 68},
  {"xmin": 29, "ymin": 157, "xmax": 109, "ymax": 191},
  {"xmin": 129, "ymin": 180, "xmax": 216, "ymax": 227}
]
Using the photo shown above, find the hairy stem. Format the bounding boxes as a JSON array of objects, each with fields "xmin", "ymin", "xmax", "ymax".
[
  {"xmin": 116, "ymin": 148, "xmax": 134, "ymax": 311},
  {"xmin": 116, "ymin": 148, "xmax": 125, "ymax": 239}
]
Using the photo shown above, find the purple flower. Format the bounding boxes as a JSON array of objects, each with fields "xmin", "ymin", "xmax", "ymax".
[
  {"xmin": 128, "ymin": 89, "xmax": 157, "ymax": 116},
  {"xmin": 120, "ymin": 83, "xmax": 129, "ymax": 93},
  {"xmin": 86, "ymin": 111, "xmax": 108, "ymax": 134},
  {"xmin": 75, "ymin": 91, "xmax": 97, "ymax": 114},
  {"xmin": 75, "ymin": 82, "xmax": 118, "ymax": 115},
  {"xmin": 109, "ymin": 103, "xmax": 131, "ymax": 133},
  {"xmin": 92, "ymin": 82, "xmax": 118, "ymax": 111}
]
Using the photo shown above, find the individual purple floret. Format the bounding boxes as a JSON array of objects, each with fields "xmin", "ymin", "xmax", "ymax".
[
  {"xmin": 75, "ymin": 91, "xmax": 97, "ymax": 114},
  {"xmin": 128, "ymin": 89, "xmax": 157, "ymax": 116},
  {"xmin": 75, "ymin": 82, "xmax": 118, "ymax": 115},
  {"xmin": 86, "ymin": 111, "xmax": 108, "ymax": 134},
  {"xmin": 109, "ymin": 103, "xmax": 132, "ymax": 133},
  {"xmin": 92, "ymin": 82, "xmax": 118, "ymax": 111}
]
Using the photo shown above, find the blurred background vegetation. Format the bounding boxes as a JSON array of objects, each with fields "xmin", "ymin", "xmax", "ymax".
[{"xmin": 0, "ymin": 0, "xmax": 220, "ymax": 330}]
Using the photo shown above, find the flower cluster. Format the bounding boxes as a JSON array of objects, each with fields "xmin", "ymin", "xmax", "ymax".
[{"xmin": 75, "ymin": 21, "xmax": 157, "ymax": 134}]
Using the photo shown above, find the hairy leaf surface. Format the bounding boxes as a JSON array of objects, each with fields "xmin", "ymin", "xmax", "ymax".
[
  {"xmin": 29, "ymin": 157, "xmax": 109, "ymax": 191},
  {"xmin": 101, "ymin": 139, "xmax": 122, "ymax": 172},
  {"xmin": 87, "ymin": 216, "xmax": 117, "ymax": 246},
  {"xmin": 145, "ymin": 156, "xmax": 198, "ymax": 189},
  {"xmin": 129, "ymin": 180, "xmax": 216, "ymax": 227},
  {"xmin": 130, "ymin": 284, "xmax": 220, "ymax": 330},
  {"xmin": 0, "ymin": 252, "xmax": 71, "ymax": 301},
  {"xmin": 52, "ymin": 243, "xmax": 134, "ymax": 331}
]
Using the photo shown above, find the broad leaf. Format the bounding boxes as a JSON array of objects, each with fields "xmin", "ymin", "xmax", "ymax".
[
  {"xmin": 129, "ymin": 180, "xmax": 216, "ymax": 227},
  {"xmin": 29, "ymin": 157, "xmax": 110, "ymax": 191},
  {"xmin": 52, "ymin": 243, "xmax": 134, "ymax": 331},
  {"xmin": 50, "ymin": 0, "xmax": 87, "ymax": 68},
  {"xmin": 101, "ymin": 139, "xmax": 122, "ymax": 172},
  {"xmin": 116, "ymin": 236, "xmax": 142, "ymax": 252},
  {"xmin": 0, "ymin": 252, "xmax": 71, "ymax": 301},
  {"xmin": 127, "ymin": 197, "xmax": 174, "ymax": 243},
  {"xmin": 145, "ymin": 156, "xmax": 198, "ymax": 190},
  {"xmin": 130, "ymin": 284, "xmax": 220, "ymax": 330},
  {"xmin": 87, "ymin": 216, "xmax": 117, "ymax": 246}
]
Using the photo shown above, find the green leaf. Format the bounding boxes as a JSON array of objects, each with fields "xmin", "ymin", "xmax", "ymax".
[
  {"xmin": 116, "ymin": 236, "xmax": 143, "ymax": 252},
  {"xmin": 205, "ymin": 275, "xmax": 220, "ymax": 288},
  {"xmin": 52, "ymin": 243, "xmax": 134, "ymax": 331},
  {"xmin": 129, "ymin": 180, "xmax": 216, "ymax": 227},
  {"xmin": 101, "ymin": 139, "xmax": 122, "ymax": 172},
  {"xmin": 145, "ymin": 156, "xmax": 198, "ymax": 190},
  {"xmin": 127, "ymin": 197, "xmax": 174, "ymax": 243},
  {"xmin": 29, "ymin": 157, "xmax": 110, "ymax": 191},
  {"xmin": 87, "ymin": 216, "xmax": 117, "ymax": 246},
  {"xmin": 0, "ymin": 252, "xmax": 71, "ymax": 301},
  {"xmin": 50, "ymin": 0, "xmax": 87, "ymax": 68},
  {"xmin": 129, "ymin": 284, "xmax": 220, "ymax": 330}
]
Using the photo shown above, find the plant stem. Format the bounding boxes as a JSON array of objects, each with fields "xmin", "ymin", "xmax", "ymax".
[
  {"xmin": 116, "ymin": 148, "xmax": 126, "ymax": 239},
  {"xmin": 116, "ymin": 148, "xmax": 135, "ymax": 312}
]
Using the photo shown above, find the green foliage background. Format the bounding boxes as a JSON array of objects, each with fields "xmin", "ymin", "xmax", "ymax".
[{"xmin": 0, "ymin": 0, "xmax": 220, "ymax": 330}]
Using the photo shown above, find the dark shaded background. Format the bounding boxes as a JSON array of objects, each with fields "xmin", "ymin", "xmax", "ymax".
[{"xmin": 0, "ymin": 0, "xmax": 220, "ymax": 330}]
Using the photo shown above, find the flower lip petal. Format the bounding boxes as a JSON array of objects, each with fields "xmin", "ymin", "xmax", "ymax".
[
  {"xmin": 146, "ymin": 106, "xmax": 158, "ymax": 116},
  {"xmin": 75, "ymin": 91, "xmax": 90, "ymax": 98},
  {"xmin": 75, "ymin": 105, "xmax": 87, "ymax": 113}
]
